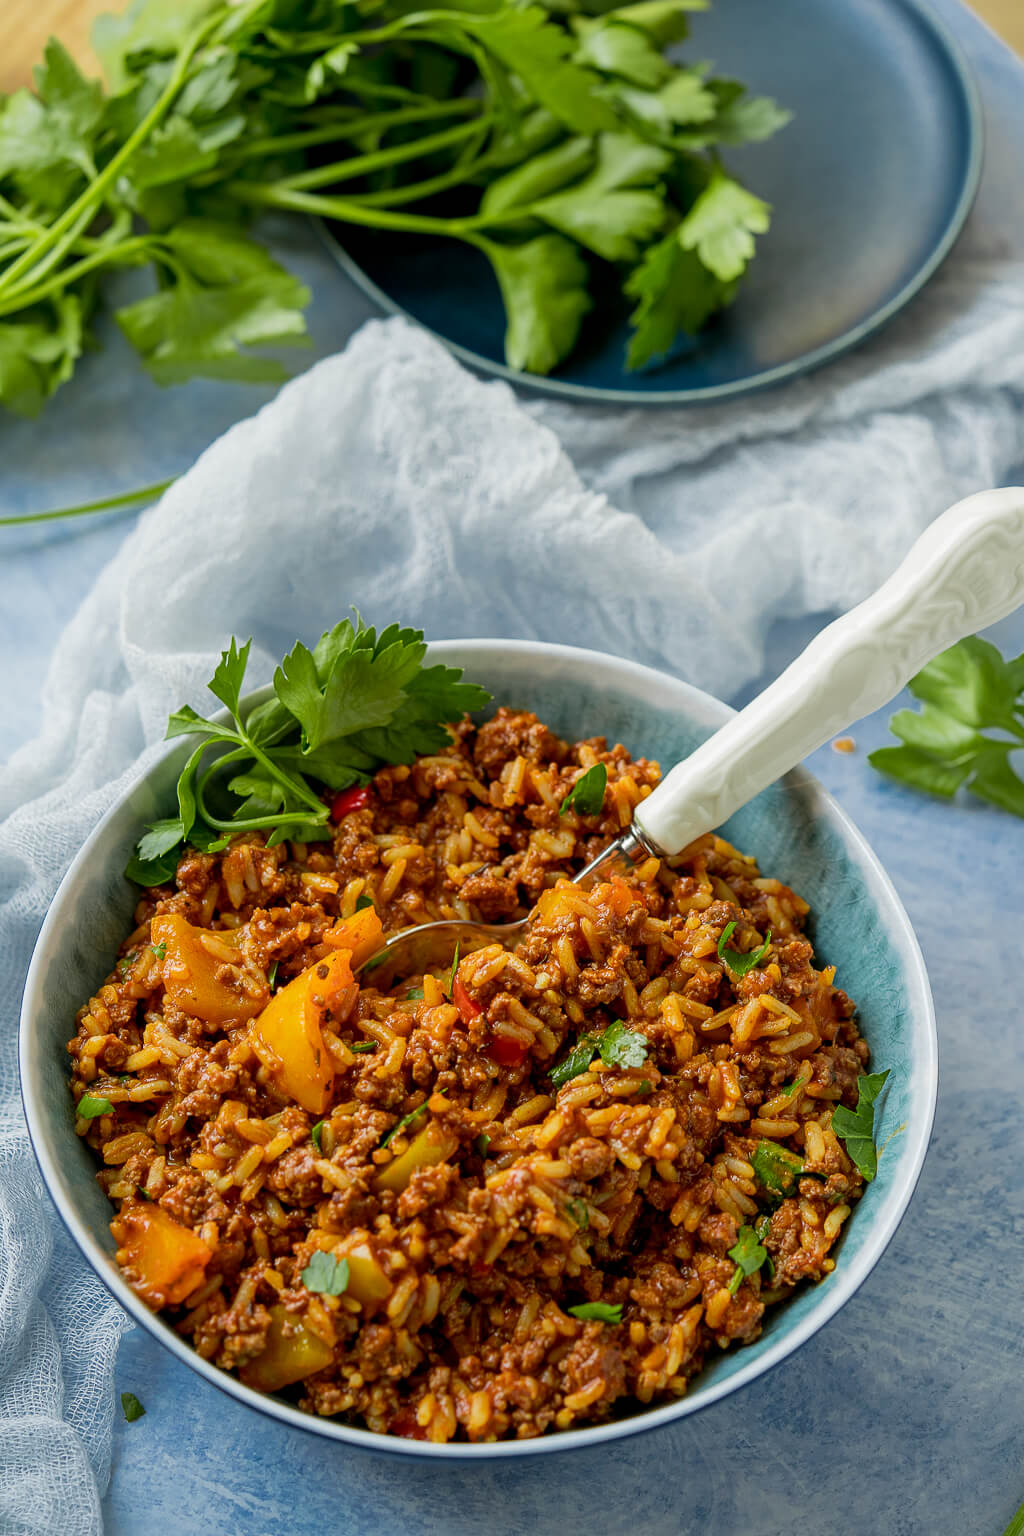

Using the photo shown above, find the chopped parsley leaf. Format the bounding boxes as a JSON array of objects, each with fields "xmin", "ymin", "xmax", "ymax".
[
  {"xmin": 310, "ymin": 1120, "xmax": 324, "ymax": 1154},
  {"xmin": 559, "ymin": 763, "xmax": 607, "ymax": 817},
  {"xmin": 300, "ymin": 1251, "xmax": 350, "ymax": 1296},
  {"xmin": 717, "ymin": 921, "xmax": 772, "ymax": 977},
  {"xmin": 569, "ymin": 1301, "xmax": 622, "ymax": 1324},
  {"xmin": 350, "ymin": 1040, "xmax": 377, "ymax": 1054},
  {"xmin": 380, "ymin": 1102, "xmax": 429, "ymax": 1149},
  {"xmin": 566, "ymin": 1197, "xmax": 589, "ymax": 1229},
  {"xmin": 117, "ymin": 952, "xmax": 137, "ymax": 977},
  {"xmin": 149, "ymin": 942, "xmax": 167, "ymax": 961},
  {"xmin": 475, "ymin": 1133, "xmax": 491, "ymax": 1157},
  {"xmin": 267, "ymin": 960, "xmax": 279, "ymax": 990},
  {"xmin": 355, "ymin": 893, "xmax": 375, "ymax": 911},
  {"xmin": 751, "ymin": 1140, "xmax": 804, "ymax": 1196},
  {"xmin": 406, "ymin": 987, "xmax": 425, "ymax": 1001},
  {"xmin": 77, "ymin": 1094, "xmax": 113, "ymax": 1120},
  {"xmin": 120, "ymin": 1392, "xmax": 146, "ymax": 1423},
  {"xmin": 550, "ymin": 1034, "xmax": 599, "ymax": 1088},
  {"xmin": 832, "ymin": 1069, "xmax": 891, "ymax": 1181},
  {"xmin": 726, "ymin": 1222, "xmax": 769, "ymax": 1295},
  {"xmin": 598, "ymin": 1020, "xmax": 649, "ymax": 1069},
  {"xmin": 445, "ymin": 942, "xmax": 461, "ymax": 1000},
  {"xmin": 635, "ymin": 1079, "xmax": 653, "ymax": 1094},
  {"xmin": 551, "ymin": 1020, "xmax": 649, "ymax": 1087}
]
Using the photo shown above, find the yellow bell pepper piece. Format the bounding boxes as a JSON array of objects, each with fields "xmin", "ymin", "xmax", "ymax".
[
  {"xmin": 152, "ymin": 912, "xmax": 266, "ymax": 1026},
  {"xmin": 249, "ymin": 950, "xmax": 357, "ymax": 1114},
  {"xmin": 323, "ymin": 906, "xmax": 385, "ymax": 969},
  {"xmin": 111, "ymin": 1201, "xmax": 212, "ymax": 1311},
  {"xmin": 239, "ymin": 1304, "xmax": 334, "ymax": 1393},
  {"xmin": 338, "ymin": 1242, "xmax": 392, "ymax": 1305},
  {"xmin": 375, "ymin": 1119, "xmax": 459, "ymax": 1194}
]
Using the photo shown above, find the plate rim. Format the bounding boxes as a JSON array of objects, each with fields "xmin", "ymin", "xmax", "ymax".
[{"xmin": 316, "ymin": 0, "xmax": 985, "ymax": 406}]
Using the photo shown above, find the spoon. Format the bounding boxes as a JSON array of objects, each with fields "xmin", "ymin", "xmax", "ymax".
[{"xmin": 359, "ymin": 486, "xmax": 1024, "ymax": 981}]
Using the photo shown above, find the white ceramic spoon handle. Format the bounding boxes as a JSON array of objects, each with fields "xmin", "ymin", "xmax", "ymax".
[{"xmin": 634, "ymin": 487, "xmax": 1024, "ymax": 856}]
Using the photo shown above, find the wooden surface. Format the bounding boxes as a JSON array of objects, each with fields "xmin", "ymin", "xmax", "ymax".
[{"xmin": 0, "ymin": 0, "xmax": 1021, "ymax": 92}]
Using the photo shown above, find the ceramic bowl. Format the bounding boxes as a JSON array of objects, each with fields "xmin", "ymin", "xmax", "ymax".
[{"xmin": 19, "ymin": 639, "xmax": 937, "ymax": 1457}]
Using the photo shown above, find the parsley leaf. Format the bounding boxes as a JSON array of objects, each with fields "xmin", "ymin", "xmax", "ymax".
[
  {"xmin": 267, "ymin": 960, "xmax": 279, "ymax": 990},
  {"xmin": 355, "ymin": 893, "xmax": 375, "ymax": 912},
  {"xmin": 532, "ymin": 134, "xmax": 671, "ymax": 262},
  {"xmin": 300, "ymin": 1251, "xmax": 350, "ymax": 1296},
  {"xmin": 120, "ymin": 1391, "xmax": 146, "ymax": 1423},
  {"xmin": 350, "ymin": 1040, "xmax": 378, "ymax": 1054},
  {"xmin": 475, "ymin": 233, "xmax": 592, "ymax": 376},
  {"xmin": 551, "ymin": 1019, "xmax": 648, "ymax": 1084},
  {"xmin": 149, "ymin": 942, "xmax": 167, "ymax": 961},
  {"xmin": 566, "ymin": 1197, "xmax": 589, "ymax": 1229},
  {"xmin": 311, "ymin": 1119, "xmax": 324, "ymax": 1154},
  {"xmin": 625, "ymin": 230, "xmax": 736, "ymax": 370},
  {"xmin": 77, "ymin": 1094, "xmax": 113, "ymax": 1120},
  {"xmin": 751, "ymin": 1140, "xmax": 804, "ymax": 1196},
  {"xmin": 832, "ymin": 1069, "xmax": 890, "ymax": 1182},
  {"xmin": 726, "ymin": 1222, "xmax": 768, "ymax": 1295},
  {"xmin": 559, "ymin": 762, "xmax": 607, "ymax": 816},
  {"xmin": 597, "ymin": 1019, "xmax": 649, "ymax": 1068},
  {"xmin": 870, "ymin": 638, "xmax": 1024, "ymax": 819},
  {"xmin": 717, "ymin": 921, "xmax": 771, "ymax": 977},
  {"xmin": 476, "ymin": 1133, "xmax": 491, "ymax": 1156},
  {"xmin": 550, "ymin": 1034, "xmax": 599, "ymax": 1087},
  {"xmin": 677, "ymin": 167, "xmax": 771, "ymax": 282},
  {"xmin": 569, "ymin": 1301, "xmax": 622, "ymax": 1323}
]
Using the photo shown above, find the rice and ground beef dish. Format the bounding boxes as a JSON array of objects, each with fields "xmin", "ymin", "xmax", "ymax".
[{"xmin": 69, "ymin": 707, "xmax": 871, "ymax": 1442}]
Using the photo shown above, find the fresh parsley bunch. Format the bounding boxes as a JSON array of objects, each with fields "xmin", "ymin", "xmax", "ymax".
[
  {"xmin": 0, "ymin": 0, "xmax": 790, "ymax": 415},
  {"xmin": 870, "ymin": 637, "xmax": 1024, "ymax": 819},
  {"xmin": 128, "ymin": 616, "xmax": 491, "ymax": 885}
]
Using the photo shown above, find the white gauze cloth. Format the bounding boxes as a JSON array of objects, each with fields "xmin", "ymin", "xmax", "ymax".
[{"xmin": 3, "ymin": 201, "xmax": 1024, "ymax": 1533}]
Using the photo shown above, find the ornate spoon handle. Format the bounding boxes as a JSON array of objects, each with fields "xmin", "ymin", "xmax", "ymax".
[{"xmin": 635, "ymin": 487, "xmax": 1024, "ymax": 856}]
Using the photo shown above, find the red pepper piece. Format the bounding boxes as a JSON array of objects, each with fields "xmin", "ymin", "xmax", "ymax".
[
  {"xmin": 489, "ymin": 1035, "xmax": 527, "ymax": 1068},
  {"xmin": 452, "ymin": 976, "xmax": 482, "ymax": 1026},
  {"xmin": 330, "ymin": 785, "xmax": 371, "ymax": 822}
]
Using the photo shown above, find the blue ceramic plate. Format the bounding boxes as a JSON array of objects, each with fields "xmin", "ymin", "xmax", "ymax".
[
  {"xmin": 319, "ymin": 0, "xmax": 982, "ymax": 404},
  {"xmin": 20, "ymin": 641, "xmax": 937, "ymax": 1458}
]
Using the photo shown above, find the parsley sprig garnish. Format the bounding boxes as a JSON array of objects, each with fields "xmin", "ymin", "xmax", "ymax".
[
  {"xmin": 870, "ymin": 637, "xmax": 1024, "ymax": 818},
  {"xmin": 0, "ymin": 2, "xmax": 788, "ymax": 425},
  {"xmin": 126, "ymin": 617, "xmax": 490, "ymax": 885}
]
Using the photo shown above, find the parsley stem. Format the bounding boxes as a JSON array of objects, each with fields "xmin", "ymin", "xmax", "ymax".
[
  {"xmin": 345, "ymin": 140, "xmax": 491, "ymax": 207},
  {"xmin": 277, "ymin": 115, "xmax": 494, "ymax": 192},
  {"xmin": 0, "ymin": 478, "xmax": 176, "ymax": 527},
  {"xmin": 236, "ymin": 99, "xmax": 485, "ymax": 160},
  {"xmin": 194, "ymin": 751, "xmax": 327, "ymax": 832},
  {"xmin": 227, "ymin": 180, "xmax": 518, "ymax": 237},
  {"xmin": 0, "ymin": 237, "xmax": 156, "ymax": 320},
  {"xmin": 0, "ymin": 12, "xmax": 222, "ymax": 301}
]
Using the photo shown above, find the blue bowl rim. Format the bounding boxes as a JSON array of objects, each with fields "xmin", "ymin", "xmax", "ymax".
[
  {"xmin": 19, "ymin": 637, "xmax": 938, "ymax": 1459},
  {"xmin": 316, "ymin": 0, "xmax": 984, "ymax": 407}
]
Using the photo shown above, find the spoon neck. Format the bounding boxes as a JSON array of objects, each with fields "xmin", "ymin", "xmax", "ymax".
[{"xmin": 574, "ymin": 824, "xmax": 663, "ymax": 889}]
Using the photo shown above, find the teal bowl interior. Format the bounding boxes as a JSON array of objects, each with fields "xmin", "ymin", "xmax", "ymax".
[{"xmin": 19, "ymin": 639, "xmax": 936, "ymax": 1457}]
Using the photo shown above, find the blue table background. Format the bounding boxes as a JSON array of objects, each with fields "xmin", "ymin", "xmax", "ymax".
[{"xmin": 3, "ymin": 2, "xmax": 1023, "ymax": 1531}]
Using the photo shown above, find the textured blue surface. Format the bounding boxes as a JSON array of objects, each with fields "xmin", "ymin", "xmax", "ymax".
[
  {"xmin": 323, "ymin": 0, "xmax": 982, "ymax": 402},
  {"xmin": 2, "ymin": 2, "xmax": 1024, "ymax": 1531}
]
